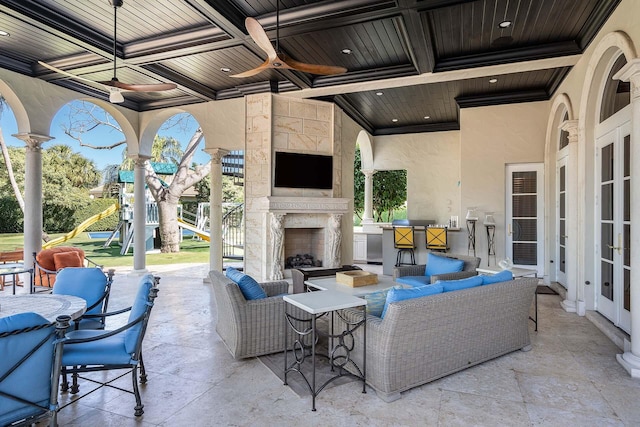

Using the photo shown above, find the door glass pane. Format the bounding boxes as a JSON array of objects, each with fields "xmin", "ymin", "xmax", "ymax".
[
  {"xmin": 512, "ymin": 172, "xmax": 537, "ymax": 193},
  {"xmin": 601, "ymin": 183, "xmax": 613, "ymax": 221},
  {"xmin": 601, "ymin": 223, "xmax": 613, "ymax": 261},
  {"xmin": 559, "ymin": 220, "xmax": 566, "ymax": 245},
  {"xmin": 560, "ymin": 166, "xmax": 566, "ymax": 191},
  {"xmin": 624, "ymin": 224, "xmax": 630, "ymax": 267},
  {"xmin": 624, "ymin": 179, "xmax": 630, "ymax": 222},
  {"xmin": 624, "ymin": 268, "xmax": 631, "ymax": 311},
  {"xmin": 601, "ymin": 261, "xmax": 614, "ymax": 301},
  {"xmin": 560, "ymin": 246, "xmax": 565, "ymax": 273},
  {"xmin": 513, "ymin": 195, "xmax": 537, "ymax": 217},
  {"xmin": 513, "ymin": 218, "xmax": 537, "ymax": 241},
  {"xmin": 601, "ymin": 144, "xmax": 614, "ymax": 182},
  {"xmin": 514, "ymin": 243, "xmax": 537, "ymax": 265},
  {"xmin": 560, "ymin": 193, "xmax": 565, "ymax": 218}
]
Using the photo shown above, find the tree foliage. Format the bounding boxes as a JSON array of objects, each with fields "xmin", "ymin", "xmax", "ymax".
[{"xmin": 353, "ymin": 146, "xmax": 407, "ymax": 222}]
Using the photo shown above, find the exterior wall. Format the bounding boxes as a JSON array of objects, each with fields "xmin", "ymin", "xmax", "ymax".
[{"xmin": 460, "ymin": 101, "xmax": 549, "ymax": 264}]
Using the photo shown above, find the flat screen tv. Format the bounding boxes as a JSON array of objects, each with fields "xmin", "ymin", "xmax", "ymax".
[{"xmin": 274, "ymin": 151, "xmax": 333, "ymax": 189}]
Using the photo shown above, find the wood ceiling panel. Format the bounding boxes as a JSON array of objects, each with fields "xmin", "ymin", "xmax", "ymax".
[
  {"xmin": 428, "ymin": 0, "xmax": 605, "ymax": 59},
  {"xmin": 232, "ymin": 0, "xmax": 327, "ymax": 16}
]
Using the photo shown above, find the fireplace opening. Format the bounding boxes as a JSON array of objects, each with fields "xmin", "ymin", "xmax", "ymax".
[{"xmin": 284, "ymin": 228, "xmax": 324, "ymax": 269}]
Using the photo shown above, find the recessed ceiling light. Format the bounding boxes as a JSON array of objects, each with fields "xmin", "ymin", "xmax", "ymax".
[
  {"xmin": 489, "ymin": 78, "xmax": 498, "ymax": 83},
  {"xmin": 424, "ymin": 116, "xmax": 430, "ymax": 119},
  {"xmin": 341, "ymin": 48, "xmax": 352, "ymax": 55},
  {"xmin": 376, "ymin": 91, "xmax": 383, "ymax": 96},
  {"xmin": 0, "ymin": 30, "xmax": 9, "ymax": 37},
  {"xmin": 392, "ymin": 118, "xmax": 398, "ymax": 123},
  {"xmin": 498, "ymin": 20, "xmax": 512, "ymax": 28},
  {"xmin": 220, "ymin": 67, "xmax": 231, "ymax": 72}
]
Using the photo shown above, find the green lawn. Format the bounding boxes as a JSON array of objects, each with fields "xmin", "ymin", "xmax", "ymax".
[{"xmin": 0, "ymin": 232, "xmax": 212, "ymax": 268}]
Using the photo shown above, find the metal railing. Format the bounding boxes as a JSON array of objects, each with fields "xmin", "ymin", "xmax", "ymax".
[{"xmin": 222, "ymin": 203, "xmax": 244, "ymax": 260}]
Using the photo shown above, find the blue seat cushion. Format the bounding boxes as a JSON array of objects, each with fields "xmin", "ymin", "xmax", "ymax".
[
  {"xmin": 381, "ymin": 284, "xmax": 444, "ymax": 318},
  {"xmin": 225, "ymin": 267, "xmax": 267, "ymax": 300},
  {"xmin": 425, "ymin": 253, "xmax": 464, "ymax": 277},
  {"xmin": 481, "ymin": 270, "xmax": 514, "ymax": 285},
  {"xmin": 124, "ymin": 274, "xmax": 155, "ymax": 354},
  {"xmin": 395, "ymin": 276, "xmax": 432, "ymax": 287},
  {"xmin": 54, "ymin": 268, "xmax": 107, "ymax": 316},
  {"xmin": 437, "ymin": 275, "xmax": 483, "ymax": 292},
  {"xmin": 62, "ymin": 330, "xmax": 134, "ymax": 366}
]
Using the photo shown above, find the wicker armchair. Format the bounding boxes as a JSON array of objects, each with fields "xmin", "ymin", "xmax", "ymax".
[
  {"xmin": 209, "ymin": 270, "xmax": 310, "ymax": 360},
  {"xmin": 393, "ymin": 253, "xmax": 481, "ymax": 283}
]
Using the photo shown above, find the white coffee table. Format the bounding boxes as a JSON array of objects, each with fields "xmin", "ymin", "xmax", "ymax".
[{"xmin": 305, "ymin": 274, "xmax": 397, "ymax": 296}]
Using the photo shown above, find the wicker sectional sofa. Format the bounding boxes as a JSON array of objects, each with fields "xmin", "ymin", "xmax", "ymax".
[{"xmin": 334, "ymin": 277, "xmax": 538, "ymax": 402}]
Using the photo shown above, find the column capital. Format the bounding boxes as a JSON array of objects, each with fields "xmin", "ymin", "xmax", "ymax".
[
  {"xmin": 361, "ymin": 169, "xmax": 376, "ymax": 177},
  {"xmin": 133, "ymin": 155, "xmax": 150, "ymax": 168},
  {"xmin": 560, "ymin": 120, "xmax": 579, "ymax": 143},
  {"xmin": 205, "ymin": 148, "xmax": 230, "ymax": 163},
  {"xmin": 614, "ymin": 58, "xmax": 640, "ymax": 99},
  {"xmin": 12, "ymin": 132, "xmax": 53, "ymax": 150}
]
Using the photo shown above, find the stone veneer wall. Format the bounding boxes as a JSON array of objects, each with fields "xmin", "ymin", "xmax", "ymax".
[{"xmin": 244, "ymin": 93, "xmax": 342, "ymax": 280}]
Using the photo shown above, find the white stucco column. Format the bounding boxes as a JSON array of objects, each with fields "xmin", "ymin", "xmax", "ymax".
[
  {"xmin": 133, "ymin": 156, "xmax": 149, "ymax": 273},
  {"xmin": 560, "ymin": 120, "xmax": 581, "ymax": 314},
  {"xmin": 362, "ymin": 169, "xmax": 376, "ymax": 223},
  {"xmin": 615, "ymin": 59, "xmax": 640, "ymax": 376},
  {"xmin": 13, "ymin": 133, "xmax": 52, "ymax": 270},
  {"xmin": 205, "ymin": 148, "xmax": 229, "ymax": 272}
]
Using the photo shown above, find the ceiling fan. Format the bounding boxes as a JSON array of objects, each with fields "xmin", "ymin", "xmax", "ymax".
[
  {"xmin": 231, "ymin": 1, "xmax": 347, "ymax": 78},
  {"xmin": 39, "ymin": 0, "xmax": 176, "ymax": 103}
]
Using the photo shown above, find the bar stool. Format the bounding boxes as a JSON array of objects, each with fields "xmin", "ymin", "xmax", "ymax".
[
  {"xmin": 426, "ymin": 226, "xmax": 448, "ymax": 252},
  {"xmin": 393, "ymin": 226, "xmax": 416, "ymax": 267}
]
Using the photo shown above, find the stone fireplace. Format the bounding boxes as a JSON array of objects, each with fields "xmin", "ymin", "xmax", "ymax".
[{"xmin": 257, "ymin": 196, "xmax": 350, "ymax": 280}]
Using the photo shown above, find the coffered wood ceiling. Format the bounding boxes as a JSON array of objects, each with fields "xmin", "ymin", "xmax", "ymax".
[{"xmin": 0, "ymin": 0, "xmax": 621, "ymax": 135}]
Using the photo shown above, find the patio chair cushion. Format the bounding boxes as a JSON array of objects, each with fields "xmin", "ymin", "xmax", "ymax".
[
  {"xmin": 395, "ymin": 276, "xmax": 432, "ymax": 288},
  {"xmin": 124, "ymin": 274, "xmax": 156, "ymax": 354},
  {"xmin": 225, "ymin": 267, "xmax": 267, "ymax": 300},
  {"xmin": 381, "ymin": 283, "xmax": 444, "ymax": 318},
  {"xmin": 424, "ymin": 253, "xmax": 464, "ymax": 278},
  {"xmin": 53, "ymin": 251, "xmax": 84, "ymax": 270},
  {"xmin": 437, "ymin": 275, "xmax": 484, "ymax": 292},
  {"xmin": 36, "ymin": 246, "xmax": 85, "ymax": 272},
  {"xmin": 481, "ymin": 270, "xmax": 514, "ymax": 285},
  {"xmin": 62, "ymin": 331, "xmax": 133, "ymax": 366},
  {"xmin": 364, "ymin": 286, "xmax": 403, "ymax": 317}
]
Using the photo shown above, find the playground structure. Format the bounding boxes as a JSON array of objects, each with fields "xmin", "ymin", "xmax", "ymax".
[{"xmin": 42, "ymin": 203, "xmax": 119, "ymax": 249}]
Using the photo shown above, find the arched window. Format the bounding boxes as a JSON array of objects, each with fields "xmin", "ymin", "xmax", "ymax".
[
  {"xmin": 559, "ymin": 111, "xmax": 569, "ymax": 150},
  {"xmin": 600, "ymin": 55, "xmax": 630, "ymax": 122}
]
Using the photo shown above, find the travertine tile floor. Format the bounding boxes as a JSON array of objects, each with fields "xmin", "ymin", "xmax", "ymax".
[{"xmin": 10, "ymin": 263, "xmax": 640, "ymax": 426}]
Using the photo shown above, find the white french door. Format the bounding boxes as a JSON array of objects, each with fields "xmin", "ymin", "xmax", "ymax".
[
  {"xmin": 556, "ymin": 156, "xmax": 568, "ymax": 286},
  {"xmin": 595, "ymin": 117, "xmax": 631, "ymax": 332},
  {"xmin": 506, "ymin": 163, "xmax": 544, "ymax": 276}
]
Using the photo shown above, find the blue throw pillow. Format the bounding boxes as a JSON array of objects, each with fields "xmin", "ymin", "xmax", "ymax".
[
  {"xmin": 481, "ymin": 270, "xmax": 513, "ymax": 285},
  {"xmin": 381, "ymin": 284, "xmax": 444, "ymax": 318},
  {"xmin": 395, "ymin": 276, "xmax": 432, "ymax": 288},
  {"xmin": 225, "ymin": 267, "xmax": 267, "ymax": 300},
  {"xmin": 425, "ymin": 253, "xmax": 464, "ymax": 277},
  {"xmin": 438, "ymin": 275, "xmax": 483, "ymax": 292},
  {"xmin": 364, "ymin": 286, "xmax": 404, "ymax": 318}
]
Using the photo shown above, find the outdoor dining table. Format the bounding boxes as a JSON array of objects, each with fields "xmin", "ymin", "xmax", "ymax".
[
  {"xmin": 0, "ymin": 294, "xmax": 86, "ymax": 322},
  {"xmin": 0, "ymin": 263, "xmax": 34, "ymax": 295}
]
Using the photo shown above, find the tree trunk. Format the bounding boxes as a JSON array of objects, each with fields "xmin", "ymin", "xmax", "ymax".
[{"xmin": 157, "ymin": 199, "xmax": 181, "ymax": 253}]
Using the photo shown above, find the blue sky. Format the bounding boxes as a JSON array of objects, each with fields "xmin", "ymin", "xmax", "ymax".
[{"xmin": 0, "ymin": 100, "xmax": 209, "ymax": 174}]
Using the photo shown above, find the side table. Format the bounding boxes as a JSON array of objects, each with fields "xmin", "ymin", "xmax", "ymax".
[
  {"xmin": 283, "ymin": 290, "xmax": 367, "ymax": 411},
  {"xmin": 0, "ymin": 263, "xmax": 34, "ymax": 294}
]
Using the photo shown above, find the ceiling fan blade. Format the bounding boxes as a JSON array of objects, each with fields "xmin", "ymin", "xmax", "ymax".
[
  {"xmin": 98, "ymin": 79, "xmax": 177, "ymax": 92},
  {"xmin": 282, "ymin": 56, "xmax": 347, "ymax": 75},
  {"xmin": 229, "ymin": 60, "xmax": 272, "ymax": 78},
  {"xmin": 245, "ymin": 17, "xmax": 278, "ymax": 61},
  {"xmin": 38, "ymin": 61, "xmax": 104, "ymax": 86}
]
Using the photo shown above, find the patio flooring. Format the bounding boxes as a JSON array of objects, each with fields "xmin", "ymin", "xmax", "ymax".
[{"xmin": 3, "ymin": 263, "xmax": 640, "ymax": 426}]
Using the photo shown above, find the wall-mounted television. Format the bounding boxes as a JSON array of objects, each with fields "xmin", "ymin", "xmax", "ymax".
[{"xmin": 274, "ymin": 151, "xmax": 333, "ymax": 189}]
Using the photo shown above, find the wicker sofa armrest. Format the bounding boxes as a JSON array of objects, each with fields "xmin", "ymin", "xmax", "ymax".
[
  {"xmin": 393, "ymin": 264, "xmax": 426, "ymax": 279},
  {"xmin": 430, "ymin": 270, "xmax": 478, "ymax": 283},
  {"xmin": 260, "ymin": 280, "xmax": 289, "ymax": 296}
]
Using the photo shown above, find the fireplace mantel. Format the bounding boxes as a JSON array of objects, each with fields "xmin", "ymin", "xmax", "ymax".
[{"xmin": 256, "ymin": 196, "xmax": 350, "ymax": 214}]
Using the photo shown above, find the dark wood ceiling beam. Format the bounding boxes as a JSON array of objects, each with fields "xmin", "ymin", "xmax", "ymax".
[
  {"xmin": 329, "ymin": 95, "xmax": 375, "ymax": 135},
  {"xmin": 374, "ymin": 121, "xmax": 459, "ymax": 135},
  {"xmin": 547, "ymin": 67, "xmax": 572, "ymax": 97},
  {"xmin": 395, "ymin": 2, "xmax": 435, "ymax": 74},
  {"xmin": 0, "ymin": 55, "xmax": 32, "ymax": 75},
  {"xmin": 456, "ymin": 89, "xmax": 549, "ymax": 109},
  {"xmin": 123, "ymin": 27, "xmax": 230, "ymax": 59},
  {"xmin": 311, "ymin": 64, "xmax": 417, "ymax": 88},
  {"xmin": 435, "ymin": 41, "xmax": 581, "ymax": 72},
  {"xmin": 415, "ymin": 0, "xmax": 480, "ymax": 12},
  {"xmin": 141, "ymin": 64, "xmax": 218, "ymax": 101}
]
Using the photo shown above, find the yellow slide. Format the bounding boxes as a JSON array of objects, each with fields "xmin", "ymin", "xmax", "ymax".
[
  {"xmin": 177, "ymin": 218, "xmax": 210, "ymax": 242},
  {"xmin": 42, "ymin": 203, "xmax": 119, "ymax": 249}
]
